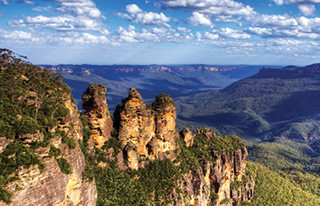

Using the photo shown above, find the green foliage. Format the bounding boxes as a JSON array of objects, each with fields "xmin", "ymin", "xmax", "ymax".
[
  {"xmin": 220, "ymin": 198, "xmax": 230, "ymax": 204},
  {"xmin": 0, "ymin": 186, "xmax": 12, "ymax": 204},
  {"xmin": 175, "ymin": 130, "xmax": 245, "ymax": 173},
  {"xmin": 102, "ymin": 136, "xmax": 122, "ymax": 156},
  {"xmin": 0, "ymin": 140, "xmax": 44, "ymax": 179},
  {"xmin": 55, "ymin": 157, "xmax": 72, "ymax": 174},
  {"xmin": 79, "ymin": 115, "xmax": 91, "ymax": 155},
  {"xmin": 15, "ymin": 116, "xmax": 39, "ymax": 135},
  {"xmin": 137, "ymin": 159, "xmax": 182, "ymax": 204},
  {"xmin": 242, "ymin": 162, "xmax": 320, "ymax": 206},
  {"xmin": 0, "ymin": 140, "xmax": 44, "ymax": 203},
  {"xmin": 0, "ymin": 49, "xmax": 71, "ymax": 139},
  {"xmin": 151, "ymin": 93, "xmax": 175, "ymax": 111},
  {"xmin": 61, "ymin": 135, "xmax": 76, "ymax": 149},
  {"xmin": 49, "ymin": 145, "xmax": 61, "ymax": 157},
  {"xmin": 95, "ymin": 166, "xmax": 149, "ymax": 206},
  {"xmin": 247, "ymin": 138, "xmax": 320, "ymax": 199}
]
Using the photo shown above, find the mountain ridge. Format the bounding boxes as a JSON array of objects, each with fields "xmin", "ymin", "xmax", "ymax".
[{"xmin": 176, "ymin": 63, "xmax": 320, "ymax": 141}]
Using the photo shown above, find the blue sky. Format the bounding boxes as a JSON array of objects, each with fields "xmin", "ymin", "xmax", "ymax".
[{"xmin": 1, "ymin": 0, "xmax": 320, "ymax": 65}]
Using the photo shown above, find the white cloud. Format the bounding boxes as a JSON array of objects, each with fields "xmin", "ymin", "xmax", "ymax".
[
  {"xmin": 115, "ymin": 25, "xmax": 194, "ymax": 43},
  {"xmin": 126, "ymin": 4, "xmax": 142, "ymax": 14},
  {"xmin": 118, "ymin": 4, "xmax": 171, "ymax": 27},
  {"xmin": 2, "ymin": 30, "xmax": 32, "ymax": 40},
  {"xmin": 55, "ymin": 0, "xmax": 102, "ymax": 18},
  {"xmin": 9, "ymin": 15, "xmax": 104, "ymax": 32},
  {"xmin": 1, "ymin": 0, "xmax": 8, "ymax": 5},
  {"xmin": 8, "ymin": 0, "xmax": 107, "ymax": 34},
  {"xmin": 177, "ymin": 26, "xmax": 190, "ymax": 32},
  {"xmin": 219, "ymin": 28, "xmax": 251, "ymax": 39},
  {"xmin": 245, "ymin": 14, "xmax": 320, "ymax": 39},
  {"xmin": 33, "ymin": 6, "xmax": 53, "ymax": 12},
  {"xmin": 203, "ymin": 28, "xmax": 250, "ymax": 40},
  {"xmin": 19, "ymin": 0, "xmax": 34, "ymax": 4},
  {"xmin": 273, "ymin": 0, "xmax": 320, "ymax": 15},
  {"xmin": 251, "ymin": 14, "xmax": 298, "ymax": 28},
  {"xmin": 298, "ymin": 4, "xmax": 315, "ymax": 15},
  {"xmin": 188, "ymin": 12, "xmax": 214, "ymax": 28},
  {"xmin": 204, "ymin": 32, "xmax": 219, "ymax": 40},
  {"xmin": 158, "ymin": 0, "xmax": 256, "ymax": 22}
]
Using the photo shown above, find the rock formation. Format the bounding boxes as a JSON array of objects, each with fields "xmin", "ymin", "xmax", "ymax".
[
  {"xmin": 113, "ymin": 89, "xmax": 178, "ymax": 169},
  {"xmin": 82, "ymin": 84, "xmax": 113, "ymax": 148},
  {"xmin": 1, "ymin": 94, "xmax": 97, "ymax": 206},
  {"xmin": 180, "ymin": 127, "xmax": 194, "ymax": 147}
]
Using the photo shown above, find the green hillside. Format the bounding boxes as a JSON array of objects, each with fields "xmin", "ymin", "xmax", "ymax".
[
  {"xmin": 243, "ymin": 162, "xmax": 320, "ymax": 206},
  {"xmin": 176, "ymin": 64, "xmax": 320, "ymax": 140}
]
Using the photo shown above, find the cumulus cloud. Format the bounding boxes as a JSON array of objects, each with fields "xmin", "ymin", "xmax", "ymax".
[
  {"xmin": 9, "ymin": 0, "xmax": 108, "ymax": 34},
  {"xmin": 298, "ymin": 4, "xmax": 315, "ymax": 15},
  {"xmin": 54, "ymin": 0, "xmax": 102, "ymax": 18},
  {"xmin": 245, "ymin": 14, "xmax": 320, "ymax": 39},
  {"xmin": 2, "ymin": 30, "xmax": 32, "ymax": 40},
  {"xmin": 116, "ymin": 25, "xmax": 194, "ymax": 43},
  {"xmin": 203, "ymin": 28, "xmax": 250, "ymax": 40},
  {"xmin": 9, "ymin": 15, "xmax": 107, "ymax": 33},
  {"xmin": 218, "ymin": 28, "xmax": 251, "ymax": 39},
  {"xmin": 188, "ymin": 12, "xmax": 214, "ymax": 28},
  {"xmin": 158, "ymin": 0, "xmax": 256, "ymax": 22},
  {"xmin": 118, "ymin": 4, "xmax": 171, "ymax": 27},
  {"xmin": 177, "ymin": 26, "xmax": 190, "ymax": 32},
  {"xmin": 273, "ymin": 0, "xmax": 320, "ymax": 15}
]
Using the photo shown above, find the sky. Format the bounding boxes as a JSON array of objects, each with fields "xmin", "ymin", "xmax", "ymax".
[{"xmin": 1, "ymin": 0, "xmax": 320, "ymax": 65}]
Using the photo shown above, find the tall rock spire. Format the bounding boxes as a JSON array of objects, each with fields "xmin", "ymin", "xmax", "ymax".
[{"xmin": 82, "ymin": 84, "xmax": 113, "ymax": 148}]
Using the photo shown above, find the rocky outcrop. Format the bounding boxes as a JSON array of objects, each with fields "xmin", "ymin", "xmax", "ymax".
[
  {"xmin": 172, "ymin": 129, "xmax": 254, "ymax": 206},
  {"xmin": 82, "ymin": 84, "xmax": 113, "ymax": 148},
  {"xmin": 113, "ymin": 89, "xmax": 178, "ymax": 169},
  {"xmin": 152, "ymin": 94, "xmax": 178, "ymax": 159},
  {"xmin": 1, "ymin": 94, "xmax": 97, "ymax": 206},
  {"xmin": 180, "ymin": 127, "xmax": 194, "ymax": 147}
]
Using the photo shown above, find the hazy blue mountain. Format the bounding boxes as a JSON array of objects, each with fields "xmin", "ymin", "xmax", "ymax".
[
  {"xmin": 43, "ymin": 64, "xmax": 275, "ymax": 111},
  {"xmin": 175, "ymin": 64, "xmax": 320, "ymax": 141}
]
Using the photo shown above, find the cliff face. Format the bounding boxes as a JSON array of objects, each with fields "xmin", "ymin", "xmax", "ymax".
[
  {"xmin": 1, "ymin": 94, "xmax": 97, "ymax": 206},
  {"xmin": 82, "ymin": 84, "xmax": 113, "ymax": 148},
  {"xmin": 171, "ymin": 129, "xmax": 254, "ymax": 206}
]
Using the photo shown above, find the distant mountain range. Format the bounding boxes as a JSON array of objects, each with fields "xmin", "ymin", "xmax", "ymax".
[
  {"xmin": 43, "ymin": 64, "xmax": 276, "ymax": 111},
  {"xmin": 175, "ymin": 64, "xmax": 320, "ymax": 141}
]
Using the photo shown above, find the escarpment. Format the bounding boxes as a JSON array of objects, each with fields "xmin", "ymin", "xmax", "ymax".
[
  {"xmin": 0, "ymin": 49, "xmax": 97, "ymax": 206},
  {"xmin": 81, "ymin": 85, "xmax": 255, "ymax": 206},
  {"xmin": 0, "ymin": 93, "xmax": 97, "ymax": 206}
]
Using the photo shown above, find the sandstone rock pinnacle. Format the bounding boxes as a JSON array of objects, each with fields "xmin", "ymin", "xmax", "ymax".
[{"xmin": 82, "ymin": 84, "xmax": 113, "ymax": 148}]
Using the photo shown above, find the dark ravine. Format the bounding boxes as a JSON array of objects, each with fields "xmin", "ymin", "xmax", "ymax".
[{"xmin": 1, "ymin": 50, "xmax": 254, "ymax": 206}]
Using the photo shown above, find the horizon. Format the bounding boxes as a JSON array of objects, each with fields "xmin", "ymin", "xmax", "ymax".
[
  {"xmin": 2, "ymin": 0, "xmax": 320, "ymax": 65},
  {"xmin": 39, "ymin": 63, "xmax": 286, "ymax": 67}
]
